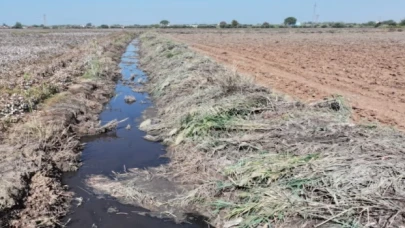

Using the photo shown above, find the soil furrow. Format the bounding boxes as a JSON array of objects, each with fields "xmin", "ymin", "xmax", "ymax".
[{"xmin": 171, "ymin": 31, "xmax": 405, "ymax": 129}]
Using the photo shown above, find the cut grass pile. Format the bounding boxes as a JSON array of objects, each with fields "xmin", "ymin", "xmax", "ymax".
[{"xmin": 89, "ymin": 32, "xmax": 405, "ymax": 227}]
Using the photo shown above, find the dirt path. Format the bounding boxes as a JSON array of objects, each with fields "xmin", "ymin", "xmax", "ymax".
[{"xmin": 171, "ymin": 31, "xmax": 405, "ymax": 129}]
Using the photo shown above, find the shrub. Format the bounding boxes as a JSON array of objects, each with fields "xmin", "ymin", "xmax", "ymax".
[
  {"xmin": 110, "ymin": 24, "xmax": 122, "ymax": 28},
  {"xmin": 231, "ymin": 20, "xmax": 239, "ymax": 28},
  {"xmin": 262, "ymin": 22, "xmax": 270, "ymax": 28},
  {"xmin": 12, "ymin": 22, "xmax": 23, "ymax": 29},
  {"xmin": 382, "ymin": 20, "xmax": 397, "ymax": 26},
  {"xmin": 400, "ymin": 19, "xmax": 405, "ymax": 26},
  {"xmin": 321, "ymin": 24, "xmax": 328, "ymax": 28},
  {"xmin": 219, "ymin": 21, "xmax": 227, "ymax": 28},
  {"xmin": 332, "ymin": 22, "xmax": 345, "ymax": 28},
  {"xmin": 365, "ymin": 21, "xmax": 377, "ymax": 27},
  {"xmin": 100, "ymin": 24, "xmax": 109, "ymax": 29},
  {"xmin": 197, "ymin": 24, "xmax": 216, "ymax": 29}
]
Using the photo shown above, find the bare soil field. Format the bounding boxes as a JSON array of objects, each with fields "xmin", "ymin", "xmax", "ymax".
[
  {"xmin": 170, "ymin": 29, "xmax": 405, "ymax": 129},
  {"xmin": 0, "ymin": 30, "xmax": 111, "ymax": 67}
]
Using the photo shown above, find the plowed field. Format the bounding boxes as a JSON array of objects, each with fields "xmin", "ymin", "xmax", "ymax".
[{"xmin": 172, "ymin": 31, "xmax": 405, "ymax": 129}]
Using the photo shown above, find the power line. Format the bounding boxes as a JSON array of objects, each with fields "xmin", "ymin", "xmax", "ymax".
[{"xmin": 313, "ymin": 2, "xmax": 317, "ymax": 24}]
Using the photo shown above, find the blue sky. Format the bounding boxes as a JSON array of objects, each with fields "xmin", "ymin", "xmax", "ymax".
[{"xmin": 1, "ymin": 0, "xmax": 404, "ymax": 25}]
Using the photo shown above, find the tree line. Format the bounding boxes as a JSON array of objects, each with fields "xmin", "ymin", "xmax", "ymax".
[{"xmin": 5, "ymin": 18, "xmax": 405, "ymax": 29}]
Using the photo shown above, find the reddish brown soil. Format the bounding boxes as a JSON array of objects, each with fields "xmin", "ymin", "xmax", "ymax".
[{"xmin": 171, "ymin": 31, "xmax": 405, "ymax": 129}]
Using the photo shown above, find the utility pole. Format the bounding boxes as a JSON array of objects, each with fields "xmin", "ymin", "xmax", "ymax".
[{"xmin": 313, "ymin": 2, "xmax": 317, "ymax": 27}]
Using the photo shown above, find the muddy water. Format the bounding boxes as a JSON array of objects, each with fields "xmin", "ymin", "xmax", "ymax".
[{"xmin": 62, "ymin": 41, "xmax": 207, "ymax": 228}]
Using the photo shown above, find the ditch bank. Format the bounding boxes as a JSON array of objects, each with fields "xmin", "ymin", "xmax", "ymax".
[
  {"xmin": 62, "ymin": 40, "xmax": 206, "ymax": 228},
  {"xmin": 0, "ymin": 32, "xmax": 135, "ymax": 227},
  {"xmin": 87, "ymin": 32, "xmax": 405, "ymax": 227}
]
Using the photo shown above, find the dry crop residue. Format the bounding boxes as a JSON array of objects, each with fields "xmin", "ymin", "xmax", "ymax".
[
  {"xmin": 171, "ymin": 29, "xmax": 405, "ymax": 129},
  {"xmin": 0, "ymin": 30, "xmax": 114, "ymax": 125},
  {"xmin": 0, "ymin": 30, "xmax": 134, "ymax": 227}
]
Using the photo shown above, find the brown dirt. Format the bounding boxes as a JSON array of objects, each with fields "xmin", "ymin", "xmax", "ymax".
[{"xmin": 170, "ymin": 30, "xmax": 405, "ymax": 129}]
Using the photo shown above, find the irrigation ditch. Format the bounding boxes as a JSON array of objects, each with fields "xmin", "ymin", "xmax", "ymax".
[{"xmin": 62, "ymin": 40, "xmax": 207, "ymax": 228}]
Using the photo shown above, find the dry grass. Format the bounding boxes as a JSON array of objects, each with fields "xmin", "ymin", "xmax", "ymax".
[{"xmin": 126, "ymin": 32, "xmax": 405, "ymax": 227}]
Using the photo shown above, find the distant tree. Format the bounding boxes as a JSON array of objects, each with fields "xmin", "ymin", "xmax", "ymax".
[
  {"xmin": 3, "ymin": 23, "xmax": 8, "ymax": 27},
  {"xmin": 197, "ymin": 24, "xmax": 217, "ymax": 29},
  {"xmin": 284, "ymin": 17, "xmax": 297, "ymax": 26},
  {"xmin": 12, "ymin": 22, "xmax": 23, "ymax": 29},
  {"xmin": 400, "ymin": 19, "xmax": 405, "ymax": 26},
  {"xmin": 262, "ymin": 22, "xmax": 270, "ymax": 28},
  {"xmin": 86, "ymin": 23, "xmax": 92, "ymax": 28},
  {"xmin": 332, "ymin": 22, "xmax": 345, "ymax": 28},
  {"xmin": 160, "ymin": 20, "xmax": 170, "ymax": 26},
  {"xmin": 365, "ymin": 21, "xmax": 377, "ymax": 27},
  {"xmin": 100, "ymin": 24, "xmax": 109, "ymax": 29},
  {"xmin": 219, "ymin": 21, "xmax": 227, "ymax": 28},
  {"xmin": 382, "ymin": 20, "xmax": 397, "ymax": 26},
  {"xmin": 110, "ymin": 24, "xmax": 122, "ymax": 28},
  {"xmin": 231, "ymin": 20, "xmax": 239, "ymax": 28}
]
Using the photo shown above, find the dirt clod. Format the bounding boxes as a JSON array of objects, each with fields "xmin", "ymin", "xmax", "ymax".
[
  {"xmin": 143, "ymin": 135, "xmax": 161, "ymax": 142},
  {"xmin": 124, "ymin": 95, "xmax": 136, "ymax": 104}
]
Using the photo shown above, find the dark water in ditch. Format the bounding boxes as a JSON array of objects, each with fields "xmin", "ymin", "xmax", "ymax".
[{"xmin": 62, "ymin": 41, "xmax": 207, "ymax": 228}]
